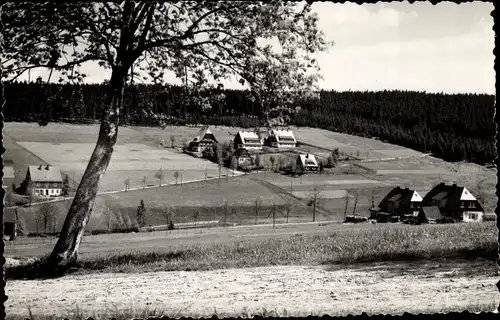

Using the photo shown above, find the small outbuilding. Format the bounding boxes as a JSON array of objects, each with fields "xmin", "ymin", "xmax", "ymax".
[
  {"xmin": 296, "ymin": 153, "xmax": 319, "ymax": 172},
  {"xmin": 233, "ymin": 148, "xmax": 254, "ymax": 166}
]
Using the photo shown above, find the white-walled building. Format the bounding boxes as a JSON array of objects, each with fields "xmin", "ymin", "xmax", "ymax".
[
  {"xmin": 25, "ymin": 165, "xmax": 63, "ymax": 197},
  {"xmin": 233, "ymin": 131, "xmax": 263, "ymax": 150},
  {"xmin": 266, "ymin": 129, "xmax": 297, "ymax": 148}
]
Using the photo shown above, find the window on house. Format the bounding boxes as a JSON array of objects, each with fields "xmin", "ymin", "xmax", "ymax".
[{"xmin": 471, "ymin": 202, "xmax": 476, "ymax": 208}]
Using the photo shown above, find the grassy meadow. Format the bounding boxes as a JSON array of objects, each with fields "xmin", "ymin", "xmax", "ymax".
[{"xmin": 7, "ymin": 221, "xmax": 497, "ymax": 279}]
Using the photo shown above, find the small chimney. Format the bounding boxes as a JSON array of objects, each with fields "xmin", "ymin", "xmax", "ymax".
[
  {"xmin": 404, "ymin": 187, "xmax": 409, "ymax": 191},
  {"xmin": 38, "ymin": 165, "xmax": 42, "ymax": 170},
  {"xmin": 46, "ymin": 164, "xmax": 50, "ymax": 170},
  {"xmin": 452, "ymin": 183, "xmax": 457, "ymax": 188}
]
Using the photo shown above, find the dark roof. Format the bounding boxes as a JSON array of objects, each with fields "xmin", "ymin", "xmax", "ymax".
[
  {"xmin": 422, "ymin": 206, "xmax": 444, "ymax": 220},
  {"xmin": 432, "ymin": 191, "xmax": 450, "ymax": 201},
  {"xmin": 422, "ymin": 183, "xmax": 464, "ymax": 205},
  {"xmin": 377, "ymin": 187, "xmax": 419, "ymax": 211},
  {"xmin": 4, "ymin": 208, "xmax": 18, "ymax": 223},
  {"xmin": 388, "ymin": 193, "xmax": 403, "ymax": 202},
  {"xmin": 233, "ymin": 149, "xmax": 251, "ymax": 158}
]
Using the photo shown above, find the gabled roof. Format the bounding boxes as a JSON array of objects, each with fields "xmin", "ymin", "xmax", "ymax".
[
  {"xmin": 422, "ymin": 206, "xmax": 444, "ymax": 220},
  {"xmin": 28, "ymin": 165, "xmax": 63, "ymax": 182},
  {"xmin": 233, "ymin": 148, "xmax": 252, "ymax": 158},
  {"xmin": 191, "ymin": 126, "xmax": 217, "ymax": 143},
  {"xmin": 269, "ymin": 129, "xmax": 296, "ymax": 142},
  {"xmin": 237, "ymin": 131, "xmax": 262, "ymax": 144},
  {"xmin": 410, "ymin": 191, "xmax": 423, "ymax": 202},
  {"xmin": 298, "ymin": 154, "xmax": 318, "ymax": 166},
  {"xmin": 423, "ymin": 183, "xmax": 470, "ymax": 205},
  {"xmin": 377, "ymin": 187, "xmax": 421, "ymax": 212},
  {"xmin": 460, "ymin": 187, "xmax": 477, "ymax": 201}
]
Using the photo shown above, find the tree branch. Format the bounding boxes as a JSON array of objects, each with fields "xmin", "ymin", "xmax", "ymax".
[{"xmin": 7, "ymin": 55, "xmax": 107, "ymax": 82}]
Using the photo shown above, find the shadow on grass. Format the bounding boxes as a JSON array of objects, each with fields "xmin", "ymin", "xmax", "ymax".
[
  {"xmin": 321, "ymin": 246, "xmax": 498, "ymax": 276},
  {"xmin": 5, "ymin": 251, "xmax": 186, "ymax": 280}
]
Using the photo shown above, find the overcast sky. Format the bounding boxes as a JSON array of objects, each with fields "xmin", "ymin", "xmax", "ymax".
[{"xmin": 21, "ymin": 1, "xmax": 494, "ymax": 94}]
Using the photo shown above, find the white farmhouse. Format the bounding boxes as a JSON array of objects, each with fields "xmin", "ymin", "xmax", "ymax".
[
  {"xmin": 233, "ymin": 131, "xmax": 263, "ymax": 150},
  {"xmin": 25, "ymin": 165, "xmax": 63, "ymax": 197},
  {"xmin": 266, "ymin": 129, "xmax": 297, "ymax": 148}
]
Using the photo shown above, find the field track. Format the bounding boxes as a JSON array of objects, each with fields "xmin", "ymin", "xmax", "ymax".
[{"xmin": 6, "ymin": 259, "xmax": 498, "ymax": 317}]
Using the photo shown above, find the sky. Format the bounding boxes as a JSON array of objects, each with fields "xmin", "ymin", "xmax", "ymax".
[{"xmin": 19, "ymin": 1, "xmax": 495, "ymax": 95}]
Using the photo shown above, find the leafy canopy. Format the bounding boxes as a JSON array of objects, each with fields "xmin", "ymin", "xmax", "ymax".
[{"xmin": 1, "ymin": 1, "xmax": 330, "ymax": 121}]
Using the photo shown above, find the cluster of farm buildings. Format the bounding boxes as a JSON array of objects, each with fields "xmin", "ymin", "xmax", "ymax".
[
  {"xmin": 186, "ymin": 126, "xmax": 486, "ymax": 224},
  {"xmin": 2, "ymin": 126, "xmax": 487, "ymax": 239},
  {"xmin": 187, "ymin": 126, "xmax": 320, "ymax": 171}
]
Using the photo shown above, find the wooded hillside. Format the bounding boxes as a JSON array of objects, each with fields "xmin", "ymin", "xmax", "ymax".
[{"xmin": 4, "ymin": 81, "xmax": 495, "ymax": 165}]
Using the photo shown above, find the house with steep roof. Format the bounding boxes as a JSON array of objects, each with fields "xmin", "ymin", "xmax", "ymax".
[
  {"xmin": 421, "ymin": 183, "xmax": 484, "ymax": 222},
  {"xmin": 188, "ymin": 126, "xmax": 218, "ymax": 152},
  {"xmin": 24, "ymin": 164, "xmax": 63, "ymax": 197},
  {"xmin": 233, "ymin": 148, "xmax": 253, "ymax": 166},
  {"xmin": 369, "ymin": 187, "xmax": 423, "ymax": 223},
  {"xmin": 296, "ymin": 153, "xmax": 319, "ymax": 172},
  {"xmin": 266, "ymin": 129, "xmax": 297, "ymax": 148},
  {"xmin": 233, "ymin": 131, "xmax": 263, "ymax": 150}
]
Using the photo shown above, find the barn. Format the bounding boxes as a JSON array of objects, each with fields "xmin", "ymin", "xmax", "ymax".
[{"xmin": 421, "ymin": 183, "xmax": 484, "ymax": 222}]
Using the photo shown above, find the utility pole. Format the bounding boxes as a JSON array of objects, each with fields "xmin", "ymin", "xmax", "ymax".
[
  {"xmin": 352, "ymin": 192, "xmax": 359, "ymax": 218},
  {"xmin": 273, "ymin": 203, "xmax": 276, "ymax": 229},
  {"xmin": 344, "ymin": 194, "xmax": 349, "ymax": 221},
  {"xmin": 290, "ymin": 178, "xmax": 293, "ymax": 193}
]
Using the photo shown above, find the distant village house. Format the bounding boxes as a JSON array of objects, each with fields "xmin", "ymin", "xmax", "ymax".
[
  {"xmin": 369, "ymin": 187, "xmax": 423, "ymax": 223},
  {"xmin": 188, "ymin": 126, "xmax": 218, "ymax": 153},
  {"xmin": 233, "ymin": 131, "xmax": 263, "ymax": 150},
  {"xmin": 24, "ymin": 165, "xmax": 63, "ymax": 197},
  {"xmin": 296, "ymin": 154, "xmax": 319, "ymax": 172},
  {"xmin": 421, "ymin": 183, "xmax": 484, "ymax": 222},
  {"xmin": 233, "ymin": 148, "xmax": 254, "ymax": 166},
  {"xmin": 266, "ymin": 129, "xmax": 297, "ymax": 148}
]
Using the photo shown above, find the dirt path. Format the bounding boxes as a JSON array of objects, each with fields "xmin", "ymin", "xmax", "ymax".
[{"xmin": 6, "ymin": 259, "xmax": 499, "ymax": 318}]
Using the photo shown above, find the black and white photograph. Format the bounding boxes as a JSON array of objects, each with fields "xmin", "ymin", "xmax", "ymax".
[{"xmin": 1, "ymin": 1, "xmax": 497, "ymax": 318}]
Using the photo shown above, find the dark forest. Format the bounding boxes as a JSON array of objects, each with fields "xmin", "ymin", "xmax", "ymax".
[{"xmin": 3, "ymin": 81, "xmax": 495, "ymax": 165}]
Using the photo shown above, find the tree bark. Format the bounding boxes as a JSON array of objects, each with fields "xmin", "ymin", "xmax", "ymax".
[{"xmin": 47, "ymin": 67, "xmax": 127, "ymax": 268}]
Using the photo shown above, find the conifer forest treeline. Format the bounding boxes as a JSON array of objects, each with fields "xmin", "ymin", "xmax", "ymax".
[{"xmin": 4, "ymin": 81, "xmax": 495, "ymax": 165}]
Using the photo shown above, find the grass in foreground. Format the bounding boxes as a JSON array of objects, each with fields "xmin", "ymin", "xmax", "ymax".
[
  {"xmin": 6, "ymin": 302, "xmax": 499, "ymax": 320},
  {"xmin": 6, "ymin": 222, "xmax": 497, "ymax": 279}
]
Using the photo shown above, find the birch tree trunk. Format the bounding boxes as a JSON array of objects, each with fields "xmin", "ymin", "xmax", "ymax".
[{"xmin": 47, "ymin": 68, "xmax": 127, "ymax": 268}]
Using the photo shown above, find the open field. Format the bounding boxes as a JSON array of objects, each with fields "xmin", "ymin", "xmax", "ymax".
[
  {"xmin": 13, "ymin": 175, "xmax": 323, "ymax": 234},
  {"xmin": 5, "ymin": 122, "xmax": 497, "ymax": 224},
  {"xmin": 6, "ymin": 221, "xmax": 497, "ymax": 269},
  {"xmin": 5, "ymin": 222, "xmax": 498, "ymax": 317},
  {"xmin": 15, "ymin": 141, "xmax": 237, "ymax": 192},
  {"xmin": 6, "ymin": 259, "xmax": 499, "ymax": 318}
]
